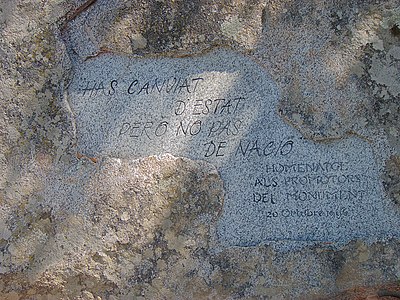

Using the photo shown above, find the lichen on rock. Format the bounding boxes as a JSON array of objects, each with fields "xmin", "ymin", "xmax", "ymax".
[
  {"xmin": 62, "ymin": 0, "xmax": 266, "ymax": 59},
  {"xmin": 1, "ymin": 154, "xmax": 225, "ymax": 298}
]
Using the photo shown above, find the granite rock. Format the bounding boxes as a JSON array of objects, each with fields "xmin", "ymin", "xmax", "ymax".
[
  {"xmin": 62, "ymin": 0, "xmax": 266, "ymax": 59},
  {"xmin": 1, "ymin": 0, "xmax": 400, "ymax": 299},
  {"xmin": 68, "ymin": 49, "xmax": 400, "ymax": 248}
]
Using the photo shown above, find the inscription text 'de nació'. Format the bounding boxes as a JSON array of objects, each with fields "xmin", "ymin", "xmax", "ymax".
[
  {"xmin": 76, "ymin": 74, "xmax": 293, "ymax": 161},
  {"xmin": 69, "ymin": 49, "xmax": 400, "ymax": 247}
]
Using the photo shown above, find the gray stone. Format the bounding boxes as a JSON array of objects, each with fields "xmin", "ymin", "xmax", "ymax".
[
  {"xmin": 3, "ymin": 1, "xmax": 400, "ymax": 298},
  {"xmin": 68, "ymin": 48, "xmax": 400, "ymax": 248}
]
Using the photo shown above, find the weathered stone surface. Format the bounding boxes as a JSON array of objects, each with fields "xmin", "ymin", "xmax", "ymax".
[
  {"xmin": 68, "ymin": 49, "xmax": 400, "ymax": 247},
  {"xmin": 0, "ymin": 155, "xmax": 224, "ymax": 299},
  {"xmin": 62, "ymin": 0, "xmax": 265, "ymax": 59},
  {"xmin": 0, "ymin": 155, "xmax": 217, "ymax": 297},
  {"xmin": 1, "ymin": 0, "xmax": 400, "ymax": 299}
]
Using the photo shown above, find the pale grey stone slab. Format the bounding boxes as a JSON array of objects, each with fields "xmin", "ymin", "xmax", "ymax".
[{"xmin": 68, "ymin": 49, "xmax": 400, "ymax": 247}]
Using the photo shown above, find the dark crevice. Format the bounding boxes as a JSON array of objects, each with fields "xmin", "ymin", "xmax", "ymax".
[{"xmin": 390, "ymin": 24, "xmax": 400, "ymax": 37}]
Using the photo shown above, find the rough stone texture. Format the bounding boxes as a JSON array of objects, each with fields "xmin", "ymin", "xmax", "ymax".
[
  {"xmin": 68, "ymin": 49, "xmax": 399, "ymax": 247},
  {"xmin": 2, "ymin": 155, "xmax": 224, "ymax": 299},
  {"xmin": 1, "ymin": 0, "xmax": 400, "ymax": 299},
  {"xmin": 258, "ymin": 2, "xmax": 400, "ymax": 144},
  {"xmin": 62, "ymin": 0, "xmax": 265, "ymax": 59}
]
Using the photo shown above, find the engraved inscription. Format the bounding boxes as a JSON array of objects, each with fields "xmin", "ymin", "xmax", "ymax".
[
  {"xmin": 69, "ymin": 50, "xmax": 399, "ymax": 246},
  {"xmin": 250, "ymin": 160, "xmax": 364, "ymax": 221}
]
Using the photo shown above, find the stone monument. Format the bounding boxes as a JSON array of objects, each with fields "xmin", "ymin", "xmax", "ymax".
[
  {"xmin": 1, "ymin": 1, "xmax": 400, "ymax": 299},
  {"xmin": 69, "ymin": 49, "xmax": 400, "ymax": 248}
]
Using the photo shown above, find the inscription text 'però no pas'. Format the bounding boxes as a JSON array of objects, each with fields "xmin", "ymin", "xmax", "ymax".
[{"xmin": 69, "ymin": 49, "xmax": 400, "ymax": 247}]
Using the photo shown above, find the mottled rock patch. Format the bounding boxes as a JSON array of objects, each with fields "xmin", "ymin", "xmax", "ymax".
[
  {"xmin": 1, "ymin": 155, "xmax": 224, "ymax": 299},
  {"xmin": 62, "ymin": 0, "xmax": 266, "ymax": 59}
]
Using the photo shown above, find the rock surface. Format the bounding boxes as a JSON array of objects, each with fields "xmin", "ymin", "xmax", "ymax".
[
  {"xmin": 1, "ymin": 0, "xmax": 400, "ymax": 299},
  {"xmin": 69, "ymin": 49, "xmax": 399, "ymax": 248}
]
